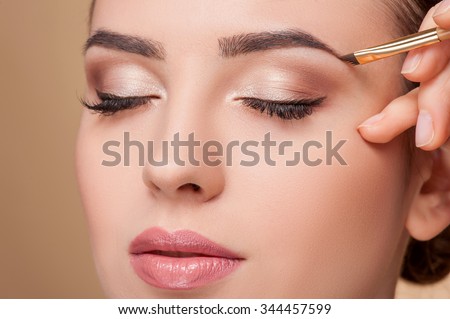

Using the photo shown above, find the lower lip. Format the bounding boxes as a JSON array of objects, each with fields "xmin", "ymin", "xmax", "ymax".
[{"xmin": 130, "ymin": 254, "xmax": 242, "ymax": 290}]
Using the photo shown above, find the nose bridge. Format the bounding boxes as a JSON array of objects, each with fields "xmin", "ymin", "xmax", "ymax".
[
  {"xmin": 164, "ymin": 53, "xmax": 219, "ymax": 138},
  {"xmin": 142, "ymin": 55, "xmax": 225, "ymax": 202}
]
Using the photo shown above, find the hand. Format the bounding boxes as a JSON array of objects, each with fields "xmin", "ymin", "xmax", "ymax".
[{"xmin": 357, "ymin": 0, "xmax": 450, "ymax": 153}]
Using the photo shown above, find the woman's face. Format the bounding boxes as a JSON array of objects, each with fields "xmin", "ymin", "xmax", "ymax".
[{"xmin": 77, "ymin": 0, "xmax": 420, "ymax": 298}]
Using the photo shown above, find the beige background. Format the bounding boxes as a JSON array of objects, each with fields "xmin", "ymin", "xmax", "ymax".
[
  {"xmin": 0, "ymin": 0, "xmax": 448, "ymax": 298},
  {"xmin": 0, "ymin": 0, "xmax": 103, "ymax": 298}
]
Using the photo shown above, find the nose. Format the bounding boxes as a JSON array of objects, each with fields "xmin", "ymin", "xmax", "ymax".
[
  {"xmin": 142, "ymin": 111, "xmax": 225, "ymax": 203},
  {"xmin": 142, "ymin": 148, "xmax": 225, "ymax": 202}
]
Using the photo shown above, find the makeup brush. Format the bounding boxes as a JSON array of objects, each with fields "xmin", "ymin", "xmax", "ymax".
[{"xmin": 341, "ymin": 27, "xmax": 450, "ymax": 65}]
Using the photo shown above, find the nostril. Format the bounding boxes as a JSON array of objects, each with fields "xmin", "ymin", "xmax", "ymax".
[{"xmin": 177, "ymin": 183, "xmax": 201, "ymax": 193}]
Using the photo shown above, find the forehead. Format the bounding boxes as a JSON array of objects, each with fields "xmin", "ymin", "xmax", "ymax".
[{"xmin": 91, "ymin": 0, "xmax": 395, "ymax": 55}]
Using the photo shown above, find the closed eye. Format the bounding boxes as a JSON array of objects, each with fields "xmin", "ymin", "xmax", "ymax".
[
  {"xmin": 237, "ymin": 97, "xmax": 326, "ymax": 120},
  {"xmin": 80, "ymin": 91, "xmax": 159, "ymax": 116}
]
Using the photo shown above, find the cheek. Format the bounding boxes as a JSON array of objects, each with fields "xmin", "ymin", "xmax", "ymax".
[
  {"xmin": 262, "ymin": 141, "xmax": 404, "ymax": 295},
  {"xmin": 75, "ymin": 112, "xmax": 146, "ymax": 295},
  {"xmin": 224, "ymin": 125, "xmax": 409, "ymax": 296}
]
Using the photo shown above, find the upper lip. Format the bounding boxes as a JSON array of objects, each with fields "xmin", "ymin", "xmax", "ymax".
[{"xmin": 129, "ymin": 227, "xmax": 243, "ymax": 259}]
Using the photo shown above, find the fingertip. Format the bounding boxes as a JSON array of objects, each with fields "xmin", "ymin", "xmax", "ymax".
[
  {"xmin": 357, "ymin": 125, "xmax": 376, "ymax": 143},
  {"xmin": 357, "ymin": 125, "xmax": 394, "ymax": 144},
  {"xmin": 401, "ymin": 71, "xmax": 421, "ymax": 83},
  {"xmin": 433, "ymin": 0, "xmax": 450, "ymax": 28},
  {"xmin": 357, "ymin": 113, "xmax": 385, "ymax": 129},
  {"xmin": 415, "ymin": 110, "xmax": 435, "ymax": 147},
  {"xmin": 402, "ymin": 42, "xmax": 450, "ymax": 83},
  {"xmin": 417, "ymin": 139, "xmax": 442, "ymax": 151},
  {"xmin": 357, "ymin": 113, "xmax": 390, "ymax": 143},
  {"xmin": 417, "ymin": 131, "xmax": 450, "ymax": 151},
  {"xmin": 433, "ymin": 16, "xmax": 450, "ymax": 29},
  {"xmin": 415, "ymin": 110, "xmax": 449, "ymax": 151},
  {"xmin": 401, "ymin": 51, "xmax": 423, "ymax": 77}
]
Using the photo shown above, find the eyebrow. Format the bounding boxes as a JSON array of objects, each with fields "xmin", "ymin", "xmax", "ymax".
[
  {"xmin": 84, "ymin": 29, "xmax": 166, "ymax": 60},
  {"xmin": 84, "ymin": 29, "xmax": 345, "ymax": 63},
  {"xmin": 218, "ymin": 29, "xmax": 343, "ymax": 60}
]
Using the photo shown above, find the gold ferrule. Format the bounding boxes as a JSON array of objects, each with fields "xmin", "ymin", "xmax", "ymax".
[
  {"xmin": 354, "ymin": 27, "xmax": 443, "ymax": 65},
  {"xmin": 437, "ymin": 28, "xmax": 450, "ymax": 41}
]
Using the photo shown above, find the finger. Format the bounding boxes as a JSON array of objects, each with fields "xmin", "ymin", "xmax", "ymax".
[
  {"xmin": 421, "ymin": 139, "xmax": 450, "ymax": 194},
  {"xmin": 433, "ymin": 0, "xmax": 450, "ymax": 29},
  {"xmin": 357, "ymin": 88, "xmax": 419, "ymax": 143},
  {"xmin": 402, "ymin": 3, "xmax": 450, "ymax": 82},
  {"xmin": 420, "ymin": 3, "xmax": 441, "ymax": 31},
  {"xmin": 401, "ymin": 41, "xmax": 450, "ymax": 82},
  {"xmin": 415, "ymin": 60, "xmax": 450, "ymax": 150}
]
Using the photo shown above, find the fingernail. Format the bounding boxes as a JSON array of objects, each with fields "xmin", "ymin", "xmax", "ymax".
[
  {"xmin": 434, "ymin": 0, "xmax": 450, "ymax": 17},
  {"xmin": 358, "ymin": 113, "xmax": 385, "ymax": 128},
  {"xmin": 416, "ymin": 110, "xmax": 435, "ymax": 147},
  {"xmin": 401, "ymin": 52, "xmax": 422, "ymax": 74}
]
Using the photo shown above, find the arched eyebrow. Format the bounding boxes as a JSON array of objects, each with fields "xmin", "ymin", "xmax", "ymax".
[
  {"xmin": 218, "ymin": 29, "xmax": 343, "ymax": 60},
  {"xmin": 84, "ymin": 29, "xmax": 166, "ymax": 60},
  {"xmin": 84, "ymin": 29, "xmax": 347, "ymax": 63}
]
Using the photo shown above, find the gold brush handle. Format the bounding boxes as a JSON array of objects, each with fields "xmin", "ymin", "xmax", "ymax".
[{"xmin": 354, "ymin": 27, "xmax": 450, "ymax": 65}]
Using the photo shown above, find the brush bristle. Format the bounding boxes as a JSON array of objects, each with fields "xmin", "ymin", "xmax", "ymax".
[{"xmin": 340, "ymin": 53, "xmax": 359, "ymax": 65}]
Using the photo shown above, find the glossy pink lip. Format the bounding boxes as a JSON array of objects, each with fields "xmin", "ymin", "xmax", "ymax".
[{"xmin": 129, "ymin": 227, "xmax": 243, "ymax": 290}]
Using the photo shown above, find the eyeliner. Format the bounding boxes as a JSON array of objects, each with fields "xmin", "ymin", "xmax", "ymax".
[{"xmin": 341, "ymin": 27, "xmax": 450, "ymax": 65}]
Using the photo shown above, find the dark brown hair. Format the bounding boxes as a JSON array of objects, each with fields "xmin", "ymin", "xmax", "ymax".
[
  {"xmin": 89, "ymin": 0, "xmax": 96, "ymax": 27},
  {"xmin": 87, "ymin": 0, "xmax": 450, "ymax": 284}
]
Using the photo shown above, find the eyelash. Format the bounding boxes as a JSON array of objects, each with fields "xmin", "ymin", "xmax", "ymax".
[
  {"xmin": 81, "ymin": 91, "xmax": 325, "ymax": 120},
  {"xmin": 81, "ymin": 91, "xmax": 157, "ymax": 116},
  {"xmin": 238, "ymin": 97, "xmax": 325, "ymax": 120}
]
